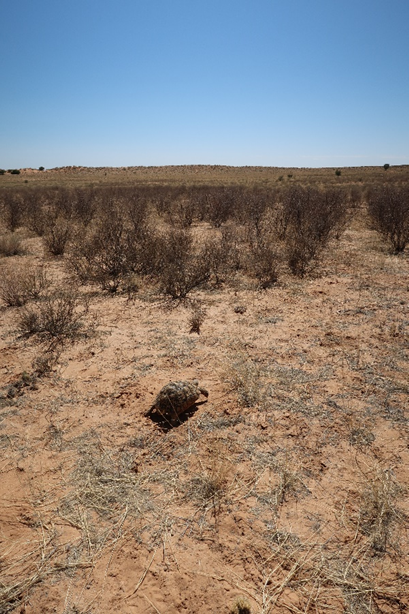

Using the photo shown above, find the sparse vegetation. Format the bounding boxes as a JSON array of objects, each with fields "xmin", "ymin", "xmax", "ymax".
[
  {"xmin": 224, "ymin": 350, "xmax": 268, "ymax": 408},
  {"xmin": 188, "ymin": 301, "xmax": 207, "ymax": 333},
  {"xmin": 16, "ymin": 288, "xmax": 91, "ymax": 343},
  {"xmin": 43, "ymin": 216, "xmax": 72, "ymax": 256},
  {"xmin": 280, "ymin": 185, "xmax": 347, "ymax": 276},
  {"xmin": 157, "ymin": 227, "xmax": 212, "ymax": 299},
  {"xmin": 358, "ymin": 462, "xmax": 406, "ymax": 553},
  {"xmin": 0, "ymin": 263, "xmax": 49, "ymax": 306},
  {"xmin": 0, "ymin": 231, "xmax": 25, "ymax": 257},
  {"xmin": 0, "ymin": 165, "xmax": 408, "ymax": 614},
  {"xmin": 367, "ymin": 184, "xmax": 409, "ymax": 252}
]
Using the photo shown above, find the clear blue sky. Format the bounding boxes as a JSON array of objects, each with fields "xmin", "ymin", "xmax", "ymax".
[{"xmin": 1, "ymin": 0, "xmax": 408, "ymax": 168}]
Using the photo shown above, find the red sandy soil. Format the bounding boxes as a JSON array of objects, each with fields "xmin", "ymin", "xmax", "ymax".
[{"xmin": 0, "ymin": 188, "xmax": 408, "ymax": 613}]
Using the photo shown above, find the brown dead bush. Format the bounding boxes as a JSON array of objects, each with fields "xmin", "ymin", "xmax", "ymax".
[
  {"xmin": 16, "ymin": 288, "xmax": 90, "ymax": 343},
  {"xmin": 0, "ymin": 263, "xmax": 49, "ymax": 307},
  {"xmin": 0, "ymin": 231, "xmax": 26, "ymax": 257},
  {"xmin": 156, "ymin": 228, "xmax": 212, "ymax": 299},
  {"xmin": 367, "ymin": 184, "xmax": 409, "ymax": 253},
  {"xmin": 43, "ymin": 216, "xmax": 72, "ymax": 256},
  {"xmin": 281, "ymin": 185, "xmax": 347, "ymax": 276}
]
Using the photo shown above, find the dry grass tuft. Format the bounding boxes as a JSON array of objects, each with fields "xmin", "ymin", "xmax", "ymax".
[
  {"xmin": 0, "ymin": 231, "xmax": 26, "ymax": 257},
  {"xmin": 0, "ymin": 263, "xmax": 49, "ymax": 307},
  {"xmin": 188, "ymin": 300, "xmax": 207, "ymax": 334},
  {"xmin": 184, "ymin": 442, "xmax": 234, "ymax": 520},
  {"xmin": 62, "ymin": 442, "xmax": 152, "ymax": 521},
  {"xmin": 223, "ymin": 349, "xmax": 270, "ymax": 409},
  {"xmin": 0, "ymin": 525, "xmax": 91, "ymax": 614},
  {"xmin": 357, "ymin": 462, "xmax": 406, "ymax": 554},
  {"xmin": 16, "ymin": 287, "xmax": 92, "ymax": 344}
]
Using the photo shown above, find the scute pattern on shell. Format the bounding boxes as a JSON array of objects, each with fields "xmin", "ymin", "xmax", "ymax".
[{"xmin": 146, "ymin": 380, "xmax": 208, "ymax": 422}]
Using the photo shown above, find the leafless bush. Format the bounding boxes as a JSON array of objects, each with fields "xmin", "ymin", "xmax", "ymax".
[
  {"xmin": 0, "ymin": 264, "xmax": 49, "ymax": 306},
  {"xmin": 157, "ymin": 228, "xmax": 212, "ymax": 299},
  {"xmin": 123, "ymin": 187, "xmax": 150, "ymax": 233},
  {"xmin": 281, "ymin": 185, "xmax": 347, "ymax": 276},
  {"xmin": 348, "ymin": 184, "xmax": 364, "ymax": 208},
  {"xmin": 16, "ymin": 288, "xmax": 90, "ymax": 343},
  {"xmin": 50, "ymin": 187, "xmax": 73, "ymax": 219},
  {"xmin": 0, "ymin": 231, "xmax": 26, "ymax": 257},
  {"xmin": 202, "ymin": 226, "xmax": 245, "ymax": 286},
  {"xmin": 72, "ymin": 187, "xmax": 97, "ymax": 226},
  {"xmin": 0, "ymin": 190, "xmax": 25, "ymax": 231},
  {"xmin": 206, "ymin": 186, "xmax": 241, "ymax": 227},
  {"xmin": 68, "ymin": 211, "xmax": 134, "ymax": 292},
  {"xmin": 43, "ymin": 216, "xmax": 72, "ymax": 256},
  {"xmin": 367, "ymin": 184, "xmax": 409, "ymax": 253},
  {"xmin": 247, "ymin": 239, "xmax": 279, "ymax": 288},
  {"xmin": 236, "ymin": 186, "xmax": 273, "ymax": 234},
  {"xmin": 21, "ymin": 187, "xmax": 47, "ymax": 235}
]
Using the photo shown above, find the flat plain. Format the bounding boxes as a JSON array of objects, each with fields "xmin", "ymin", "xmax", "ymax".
[{"xmin": 0, "ymin": 165, "xmax": 408, "ymax": 613}]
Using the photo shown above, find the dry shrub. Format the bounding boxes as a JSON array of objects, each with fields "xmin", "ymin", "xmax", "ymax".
[
  {"xmin": 168, "ymin": 195, "xmax": 196, "ymax": 228},
  {"xmin": 247, "ymin": 239, "xmax": 279, "ymax": 289},
  {"xmin": 202, "ymin": 225, "xmax": 245, "ymax": 286},
  {"xmin": 72, "ymin": 186, "xmax": 97, "ymax": 225},
  {"xmin": 157, "ymin": 228, "xmax": 211, "ymax": 299},
  {"xmin": 16, "ymin": 288, "xmax": 91, "ymax": 343},
  {"xmin": 123, "ymin": 186, "xmax": 150, "ymax": 230},
  {"xmin": 367, "ymin": 184, "xmax": 409, "ymax": 253},
  {"xmin": 0, "ymin": 190, "xmax": 25, "ymax": 231},
  {"xmin": 280, "ymin": 185, "xmax": 347, "ymax": 276},
  {"xmin": 43, "ymin": 216, "xmax": 72, "ymax": 256},
  {"xmin": 205, "ymin": 186, "xmax": 242, "ymax": 227},
  {"xmin": 0, "ymin": 264, "xmax": 49, "ymax": 307},
  {"xmin": 67, "ymin": 212, "xmax": 133, "ymax": 292},
  {"xmin": 0, "ymin": 231, "xmax": 26, "ymax": 257}
]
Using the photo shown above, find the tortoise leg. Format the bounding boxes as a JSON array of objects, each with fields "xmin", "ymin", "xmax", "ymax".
[{"xmin": 144, "ymin": 405, "xmax": 156, "ymax": 417}]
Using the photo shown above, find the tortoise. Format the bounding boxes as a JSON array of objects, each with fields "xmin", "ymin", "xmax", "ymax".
[{"xmin": 145, "ymin": 379, "xmax": 209, "ymax": 423}]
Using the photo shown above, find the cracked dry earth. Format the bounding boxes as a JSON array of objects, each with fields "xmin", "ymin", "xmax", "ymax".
[{"xmin": 0, "ymin": 215, "xmax": 408, "ymax": 614}]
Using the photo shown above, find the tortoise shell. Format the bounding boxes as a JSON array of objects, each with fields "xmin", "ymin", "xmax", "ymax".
[{"xmin": 146, "ymin": 379, "xmax": 208, "ymax": 422}]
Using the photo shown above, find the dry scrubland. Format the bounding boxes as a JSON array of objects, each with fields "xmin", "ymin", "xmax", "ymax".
[{"xmin": 0, "ymin": 165, "xmax": 408, "ymax": 614}]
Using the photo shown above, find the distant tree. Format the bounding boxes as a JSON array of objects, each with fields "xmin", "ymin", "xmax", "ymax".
[
  {"xmin": 0, "ymin": 169, "xmax": 5, "ymax": 175},
  {"xmin": 9, "ymin": 169, "xmax": 20, "ymax": 175},
  {"xmin": 39, "ymin": 166, "xmax": 45, "ymax": 171},
  {"xmin": 335, "ymin": 169, "xmax": 342, "ymax": 176},
  {"xmin": 383, "ymin": 163, "xmax": 390, "ymax": 171}
]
